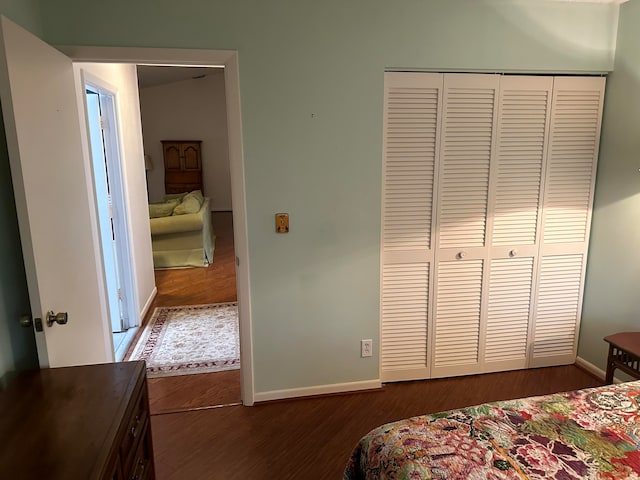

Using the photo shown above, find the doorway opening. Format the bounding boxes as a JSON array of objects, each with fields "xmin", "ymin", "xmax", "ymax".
[
  {"xmin": 84, "ymin": 83, "xmax": 139, "ymax": 361},
  {"xmin": 127, "ymin": 65, "xmax": 242, "ymax": 411},
  {"xmin": 57, "ymin": 46, "xmax": 255, "ymax": 406}
]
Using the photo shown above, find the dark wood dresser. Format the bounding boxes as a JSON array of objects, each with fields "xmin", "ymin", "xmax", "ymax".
[
  {"xmin": 0, "ymin": 361, "xmax": 154, "ymax": 480},
  {"xmin": 162, "ymin": 140, "xmax": 203, "ymax": 194}
]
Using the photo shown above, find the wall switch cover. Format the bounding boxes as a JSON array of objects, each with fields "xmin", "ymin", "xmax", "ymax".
[{"xmin": 275, "ymin": 213, "xmax": 289, "ymax": 233}]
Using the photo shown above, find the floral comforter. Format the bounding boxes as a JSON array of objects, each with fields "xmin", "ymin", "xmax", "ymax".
[{"xmin": 344, "ymin": 381, "xmax": 640, "ymax": 480}]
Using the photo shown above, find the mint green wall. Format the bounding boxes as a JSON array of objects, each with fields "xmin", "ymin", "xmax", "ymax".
[
  {"xmin": 579, "ymin": 0, "xmax": 640, "ymax": 371},
  {"xmin": 0, "ymin": 0, "xmax": 42, "ymax": 37},
  {"xmin": 33, "ymin": 0, "xmax": 618, "ymax": 393},
  {"xmin": 0, "ymin": 0, "xmax": 42, "ymax": 385}
]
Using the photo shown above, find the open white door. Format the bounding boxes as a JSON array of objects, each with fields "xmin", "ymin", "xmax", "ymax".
[{"xmin": 0, "ymin": 17, "xmax": 113, "ymax": 367}]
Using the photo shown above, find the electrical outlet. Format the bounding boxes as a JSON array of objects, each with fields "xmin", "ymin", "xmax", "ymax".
[{"xmin": 361, "ymin": 339, "xmax": 373, "ymax": 358}]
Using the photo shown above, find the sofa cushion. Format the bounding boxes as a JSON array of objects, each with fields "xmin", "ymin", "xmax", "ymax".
[
  {"xmin": 173, "ymin": 190, "xmax": 204, "ymax": 215},
  {"xmin": 164, "ymin": 192, "xmax": 187, "ymax": 202},
  {"xmin": 189, "ymin": 190, "xmax": 204, "ymax": 205},
  {"xmin": 149, "ymin": 198, "xmax": 180, "ymax": 218}
]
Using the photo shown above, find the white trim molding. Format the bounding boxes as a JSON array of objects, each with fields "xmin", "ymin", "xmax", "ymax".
[
  {"xmin": 575, "ymin": 356, "xmax": 622, "ymax": 384},
  {"xmin": 140, "ymin": 286, "xmax": 157, "ymax": 324},
  {"xmin": 254, "ymin": 379, "xmax": 382, "ymax": 403}
]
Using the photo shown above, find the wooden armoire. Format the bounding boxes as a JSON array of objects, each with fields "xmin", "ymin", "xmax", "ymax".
[
  {"xmin": 162, "ymin": 140, "xmax": 203, "ymax": 194},
  {"xmin": 381, "ymin": 73, "xmax": 605, "ymax": 382}
]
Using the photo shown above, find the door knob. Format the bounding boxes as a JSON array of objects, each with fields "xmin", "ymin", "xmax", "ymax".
[
  {"xmin": 46, "ymin": 311, "xmax": 68, "ymax": 327},
  {"xmin": 19, "ymin": 314, "xmax": 32, "ymax": 328},
  {"xmin": 20, "ymin": 314, "xmax": 44, "ymax": 332}
]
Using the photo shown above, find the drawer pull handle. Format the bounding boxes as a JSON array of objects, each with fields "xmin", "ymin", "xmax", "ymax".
[
  {"xmin": 130, "ymin": 414, "xmax": 141, "ymax": 438},
  {"xmin": 132, "ymin": 459, "xmax": 145, "ymax": 480},
  {"xmin": 456, "ymin": 251, "xmax": 466, "ymax": 260}
]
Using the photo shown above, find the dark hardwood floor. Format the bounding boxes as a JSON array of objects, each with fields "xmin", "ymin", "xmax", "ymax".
[
  {"xmin": 142, "ymin": 213, "xmax": 604, "ymax": 478},
  {"xmin": 151, "ymin": 365, "xmax": 602, "ymax": 479},
  {"xmin": 129, "ymin": 211, "xmax": 241, "ymax": 414}
]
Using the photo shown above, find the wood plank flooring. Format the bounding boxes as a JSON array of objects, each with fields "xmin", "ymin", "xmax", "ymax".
[
  {"xmin": 143, "ymin": 213, "xmax": 603, "ymax": 478},
  {"xmin": 131, "ymin": 211, "xmax": 241, "ymax": 414},
  {"xmin": 151, "ymin": 365, "xmax": 602, "ymax": 479}
]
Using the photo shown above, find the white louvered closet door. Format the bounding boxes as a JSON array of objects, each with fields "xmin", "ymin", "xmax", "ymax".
[
  {"xmin": 531, "ymin": 76, "xmax": 605, "ymax": 367},
  {"xmin": 484, "ymin": 76, "xmax": 553, "ymax": 373},
  {"xmin": 381, "ymin": 72, "xmax": 442, "ymax": 382},
  {"xmin": 431, "ymin": 74, "xmax": 499, "ymax": 378}
]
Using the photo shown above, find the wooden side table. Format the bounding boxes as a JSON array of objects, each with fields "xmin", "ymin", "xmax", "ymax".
[{"xmin": 604, "ymin": 332, "xmax": 640, "ymax": 383}]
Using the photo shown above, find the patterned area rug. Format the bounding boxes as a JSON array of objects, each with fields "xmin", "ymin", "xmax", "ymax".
[{"xmin": 129, "ymin": 303, "xmax": 240, "ymax": 378}]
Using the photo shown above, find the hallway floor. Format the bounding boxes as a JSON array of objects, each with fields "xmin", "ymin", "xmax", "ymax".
[{"xmin": 128, "ymin": 211, "xmax": 241, "ymax": 414}]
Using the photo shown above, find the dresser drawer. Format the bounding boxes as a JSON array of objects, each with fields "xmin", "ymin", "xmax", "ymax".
[
  {"xmin": 107, "ymin": 454, "xmax": 124, "ymax": 480},
  {"xmin": 127, "ymin": 419, "xmax": 154, "ymax": 480},
  {"xmin": 121, "ymin": 384, "xmax": 150, "ymax": 475}
]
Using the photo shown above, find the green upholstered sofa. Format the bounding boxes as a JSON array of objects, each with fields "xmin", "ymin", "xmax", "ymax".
[{"xmin": 149, "ymin": 197, "xmax": 215, "ymax": 268}]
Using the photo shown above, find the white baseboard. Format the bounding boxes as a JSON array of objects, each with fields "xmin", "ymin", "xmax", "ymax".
[
  {"xmin": 254, "ymin": 379, "xmax": 382, "ymax": 403},
  {"xmin": 139, "ymin": 287, "xmax": 157, "ymax": 324},
  {"xmin": 575, "ymin": 356, "xmax": 605, "ymax": 379},
  {"xmin": 575, "ymin": 356, "xmax": 621, "ymax": 384}
]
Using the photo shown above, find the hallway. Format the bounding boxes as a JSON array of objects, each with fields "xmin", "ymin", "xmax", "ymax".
[{"xmin": 128, "ymin": 211, "xmax": 241, "ymax": 414}]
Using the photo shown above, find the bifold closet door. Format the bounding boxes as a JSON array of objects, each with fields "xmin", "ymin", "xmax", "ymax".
[
  {"xmin": 530, "ymin": 76, "xmax": 605, "ymax": 367},
  {"xmin": 431, "ymin": 75, "xmax": 554, "ymax": 378},
  {"xmin": 484, "ymin": 76, "xmax": 553, "ymax": 373},
  {"xmin": 380, "ymin": 72, "xmax": 442, "ymax": 382},
  {"xmin": 381, "ymin": 73, "xmax": 605, "ymax": 382},
  {"xmin": 431, "ymin": 74, "xmax": 499, "ymax": 378}
]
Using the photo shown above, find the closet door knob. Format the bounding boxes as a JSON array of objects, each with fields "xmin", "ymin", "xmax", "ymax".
[
  {"xmin": 509, "ymin": 249, "xmax": 518, "ymax": 257},
  {"xmin": 456, "ymin": 251, "xmax": 466, "ymax": 260}
]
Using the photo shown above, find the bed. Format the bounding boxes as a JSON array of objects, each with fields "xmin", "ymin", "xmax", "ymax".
[{"xmin": 344, "ymin": 381, "xmax": 640, "ymax": 480}]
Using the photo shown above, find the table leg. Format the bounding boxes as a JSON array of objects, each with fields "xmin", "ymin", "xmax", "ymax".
[{"xmin": 605, "ymin": 344, "xmax": 615, "ymax": 384}]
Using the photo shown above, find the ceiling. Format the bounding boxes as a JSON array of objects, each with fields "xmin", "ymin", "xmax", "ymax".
[{"xmin": 136, "ymin": 65, "xmax": 223, "ymax": 89}]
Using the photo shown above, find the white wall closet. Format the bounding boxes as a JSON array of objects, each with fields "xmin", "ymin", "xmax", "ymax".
[{"xmin": 381, "ymin": 73, "xmax": 605, "ymax": 382}]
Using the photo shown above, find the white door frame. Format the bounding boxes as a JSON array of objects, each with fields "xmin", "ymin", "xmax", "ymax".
[
  {"xmin": 83, "ymin": 74, "xmax": 140, "ymax": 333},
  {"xmin": 58, "ymin": 46, "xmax": 255, "ymax": 406}
]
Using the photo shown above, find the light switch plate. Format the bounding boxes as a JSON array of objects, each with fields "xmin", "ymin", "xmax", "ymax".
[{"xmin": 275, "ymin": 213, "xmax": 289, "ymax": 233}]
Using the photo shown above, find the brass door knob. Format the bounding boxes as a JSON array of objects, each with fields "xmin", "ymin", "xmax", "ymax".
[{"xmin": 46, "ymin": 311, "xmax": 68, "ymax": 327}]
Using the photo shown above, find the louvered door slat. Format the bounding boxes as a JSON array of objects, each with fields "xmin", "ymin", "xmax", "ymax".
[
  {"xmin": 492, "ymin": 77, "xmax": 552, "ymax": 246},
  {"xmin": 485, "ymin": 257, "xmax": 534, "ymax": 367},
  {"xmin": 432, "ymin": 260, "xmax": 483, "ymax": 376},
  {"xmin": 531, "ymin": 254, "xmax": 584, "ymax": 363},
  {"xmin": 542, "ymin": 78, "xmax": 604, "ymax": 244},
  {"xmin": 438, "ymin": 75, "xmax": 497, "ymax": 249},
  {"xmin": 383, "ymin": 73, "xmax": 440, "ymax": 252},
  {"xmin": 381, "ymin": 263, "xmax": 429, "ymax": 378}
]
